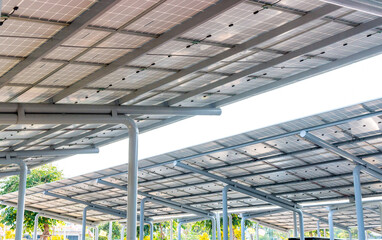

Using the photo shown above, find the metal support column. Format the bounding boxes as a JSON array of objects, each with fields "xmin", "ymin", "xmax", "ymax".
[
  {"xmin": 348, "ymin": 229, "xmax": 352, "ymax": 240},
  {"xmin": 15, "ymin": 160, "xmax": 28, "ymax": 240},
  {"xmin": 33, "ymin": 213, "xmax": 40, "ymax": 240},
  {"xmin": 380, "ymin": 203, "xmax": 382, "ymax": 230},
  {"xmin": 297, "ymin": 210, "xmax": 304, "ymax": 239},
  {"xmin": 148, "ymin": 222, "xmax": 153, "ymax": 240},
  {"xmin": 95, "ymin": 225, "xmax": 99, "ymax": 240},
  {"xmin": 328, "ymin": 208, "xmax": 334, "ymax": 240},
  {"xmin": 255, "ymin": 223, "xmax": 259, "ymax": 240},
  {"xmin": 353, "ymin": 165, "xmax": 366, "ymax": 240},
  {"xmin": 293, "ymin": 212, "xmax": 298, "ymax": 237},
  {"xmin": 241, "ymin": 216, "xmax": 246, "ymax": 240},
  {"xmin": 216, "ymin": 213, "xmax": 221, "ymax": 240},
  {"xmin": 108, "ymin": 222, "xmax": 112, "ymax": 240},
  {"xmin": 228, "ymin": 214, "xmax": 233, "ymax": 240},
  {"xmin": 140, "ymin": 198, "xmax": 147, "ymax": 240},
  {"xmin": 222, "ymin": 186, "xmax": 229, "ymax": 240},
  {"xmin": 317, "ymin": 221, "xmax": 320, "ymax": 237},
  {"xmin": 120, "ymin": 224, "xmax": 125, "ymax": 240},
  {"xmin": 212, "ymin": 217, "xmax": 217, "ymax": 240},
  {"xmin": 126, "ymin": 117, "xmax": 139, "ymax": 240},
  {"xmin": 177, "ymin": 221, "xmax": 182, "ymax": 240},
  {"xmin": 82, "ymin": 207, "xmax": 89, "ymax": 240},
  {"xmin": 170, "ymin": 219, "xmax": 173, "ymax": 240}
]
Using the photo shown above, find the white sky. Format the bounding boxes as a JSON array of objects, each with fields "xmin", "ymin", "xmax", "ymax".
[{"xmin": 55, "ymin": 53, "xmax": 382, "ymax": 178}]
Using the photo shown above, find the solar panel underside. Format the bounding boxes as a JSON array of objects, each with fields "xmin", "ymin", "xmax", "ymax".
[
  {"xmin": 0, "ymin": 97, "xmax": 381, "ymax": 231},
  {"xmin": 0, "ymin": 0, "xmax": 381, "ymax": 172}
]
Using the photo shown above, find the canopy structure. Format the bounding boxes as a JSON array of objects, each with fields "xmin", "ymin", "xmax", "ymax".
[
  {"xmin": 1, "ymin": 0, "xmax": 382, "ymax": 238},
  {"xmin": 1, "ymin": 97, "xmax": 382, "ymax": 238}
]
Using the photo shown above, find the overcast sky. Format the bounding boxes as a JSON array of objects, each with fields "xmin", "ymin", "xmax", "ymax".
[{"xmin": 55, "ymin": 54, "xmax": 382, "ymax": 178}]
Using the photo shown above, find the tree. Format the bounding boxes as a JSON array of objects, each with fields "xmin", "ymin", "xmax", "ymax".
[
  {"xmin": 0, "ymin": 164, "xmax": 64, "ymax": 239},
  {"xmin": 98, "ymin": 221, "xmax": 122, "ymax": 240}
]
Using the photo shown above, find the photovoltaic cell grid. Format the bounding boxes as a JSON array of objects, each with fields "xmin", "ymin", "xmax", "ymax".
[
  {"xmin": 0, "ymin": 0, "xmax": 381, "ymax": 172},
  {"xmin": 0, "ymin": 97, "xmax": 381, "ymax": 230}
]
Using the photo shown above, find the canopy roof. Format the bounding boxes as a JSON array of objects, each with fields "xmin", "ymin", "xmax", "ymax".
[
  {"xmin": 1, "ymin": 97, "xmax": 381, "ymax": 232},
  {"xmin": 0, "ymin": 0, "xmax": 382, "ymax": 172}
]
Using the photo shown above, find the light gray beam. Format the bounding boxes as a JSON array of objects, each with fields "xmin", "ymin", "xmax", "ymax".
[
  {"xmin": 165, "ymin": 17, "xmax": 382, "ymax": 106},
  {"xmin": 174, "ymin": 161, "xmax": 299, "ymax": 210},
  {"xmin": 44, "ymin": 191, "xmax": 126, "ymax": 218},
  {"xmin": 0, "ymin": 200, "xmax": 98, "ymax": 227},
  {"xmin": 300, "ymin": 130, "xmax": 382, "ymax": 177},
  {"xmin": 213, "ymin": 42, "xmax": 382, "ymax": 108},
  {"xmin": 11, "ymin": 124, "xmax": 69, "ymax": 150},
  {"xmin": 50, "ymin": 0, "xmax": 245, "ymax": 103},
  {"xmin": 116, "ymin": 4, "xmax": 340, "ymax": 104},
  {"xmin": 0, "ymin": 0, "xmax": 122, "ymax": 88},
  {"xmin": 96, "ymin": 179, "xmax": 214, "ymax": 217}
]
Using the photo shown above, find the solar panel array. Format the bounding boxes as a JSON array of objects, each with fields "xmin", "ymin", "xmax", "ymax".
[
  {"xmin": 1, "ymin": 97, "xmax": 381, "ymax": 232},
  {"xmin": 0, "ymin": 0, "xmax": 382, "ymax": 172}
]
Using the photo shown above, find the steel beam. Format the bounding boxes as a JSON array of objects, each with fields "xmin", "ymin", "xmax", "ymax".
[
  {"xmin": 0, "ymin": 200, "xmax": 97, "ymax": 226},
  {"xmin": 50, "ymin": 0, "xmax": 245, "ymax": 103},
  {"xmin": 0, "ymin": 103, "xmax": 221, "ymax": 116},
  {"xmin": 165, "ymin": 17, "xmax": 382, "ymax": 106},
  {"xmin": 174, "ymin": 162, "xmax": 299, "ymax": 210},
  {"xmin": 0, "ymin": 0, "xmax": 122, "ymax": 88},
  {"xmin": 44, "ymin": 191, "xmax": 127, "ymax": 218},
  {"xmin": 116, "ymin": 4, "xmax": 340, "ymax": 104},
  {"xmin": 320, "ymin": 0, "xmax": 382, "ymax": 17},
  {"xmin": 300, "ymin": 130, "xmax": 382, "ymax": 176},
  {"xmin": 97, "ymin": 179, "xmax": 214, "ymax": 218},
  {"xmin": 0, "ymin": 147, "xmax": 99, "ymax": 158},
  {"xmin": 213, "ymin": 43, "xmax": 382, "ymax": 108}
]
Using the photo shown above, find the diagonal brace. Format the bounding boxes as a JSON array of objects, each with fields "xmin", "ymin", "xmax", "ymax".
[{"xmin": 300, "ymin": 130, "xmax": 382, "ymax": 178}]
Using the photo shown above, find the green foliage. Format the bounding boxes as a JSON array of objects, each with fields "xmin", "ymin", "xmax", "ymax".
[
  {"xmin": 98, "ymin": 221, "xmax": 122, "ymax": 239},
  {"xmin": 0, "ymin": 164, "xmax": 64, "ymax": 235}
]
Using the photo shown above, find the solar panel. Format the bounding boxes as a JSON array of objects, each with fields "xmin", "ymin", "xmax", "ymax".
[{"xmin": 0, "ymin": 97, "xmax": 381, "ymax": 231}]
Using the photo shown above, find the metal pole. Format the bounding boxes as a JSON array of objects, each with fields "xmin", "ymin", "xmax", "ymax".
[
  {"xmin": 293, "ymin": 212, "xmax": 298, "ymax": 237},
  {"xmin": 255, "ymin": 223, "xmax": 259, "ymax": 240},
  {"xmin": 15, "ymin": 160, "xmax": 27, "ymax": 240},
  {"xmin": 324, "ymin": 229, "xmax": 326, "ymax": 237},
  {"xmin": 348, "ymin": 229, "xmax": 352, "ymax": 240},
  {"xmin": 328, "ymin": 208, "xmax": 334, "ymax": 240},
  {"xmin": 177, "ymin": 221, "xmax": 182, "ymax": 240},
  {"xmin": 82, "ymin": 207, "xmax": 89, "ymax": 240},
  {"xmin": 353, "ymin": 165, "xmax": 366, "ymax": 240},
  {"xmin": 380, "ymin": 203, "xmax": 382, "ymax": 230},
  {"xmin": 33, "ymin": 213, "xmax": 40, "ymax": 240},
  {"xmin": 211, "ymin": 217, "xmax": 217, "ymax": 240},
  {"xmin": 170, "ymin": 219, "xmax": 173, "ymax": 240},
  {"xmin": 222, "ymin": 186, "xmax": 229, "ymax": 240},
  {"xmin": 148, "ymin": 222, "xmax": 153, "ymax": 240},
  {"xmin": 297, "ymin": 210, "xmax": 305, "ymax": 240},
  {"xmin": 108, "ymin": 222, "xmax": 112, "ymax": 240},
  {"xmin": 126, "ymin": 117, "xmax": 139, "ymax": 240},
  {"xmin": 216, "ymin": 213, "xmax": 221, "ymax": 240},
  {"xmin": 121, "ymin": 224, "xmax": 125, "ymax": 240},
  {"xmin": 140, "ymin": 199, "xmax": 146, "ymax": 240},
  {"xmin": 241, "ymin": 216, "xmax": 246, "ymax": 240},
  {"xmin": 228, "ymin": 214, "xmax": 233, "ymax": 240},
  {"xmin": 95, "ymin": 226, "xmax": 99, "ymax": 240},
  {"xmin": 317, "ymin": 220, "xmax": 320, "ymax": 237}
]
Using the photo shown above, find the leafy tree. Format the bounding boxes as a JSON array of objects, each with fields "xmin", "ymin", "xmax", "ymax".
[
  {"xmin": 0, "ymin": 164, "xmax": 64, "ymax": 239},
  {"xmin": 98, "ymin": 221, "xmax": 123, "ymax": 239}
]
